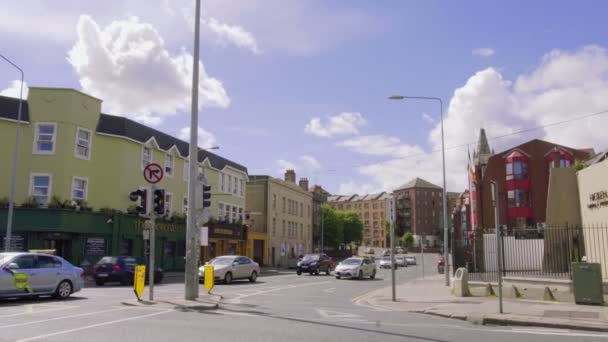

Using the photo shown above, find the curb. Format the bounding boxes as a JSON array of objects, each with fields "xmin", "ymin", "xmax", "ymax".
[{"xmin": 414, "ymin": 309, "xmax": 608, "ymax": 333}]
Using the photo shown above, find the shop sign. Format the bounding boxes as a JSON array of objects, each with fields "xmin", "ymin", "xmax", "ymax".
[
  {"xmin": 209, "ymin": 226, "xmax": 244, "ymax": 240},
  {"xmin": 134, "ymin": 220, "xmax": 183, "ymax": 233},
  {"xmin": 588, "ymin": 190, "xmax": 608, "ymax": 209},
  {"xmin": 1, "ymin": 234, "xmax": 27, "ymax": 252},
  {"xmin": 85, "ymin": 237, "xmax": 106, "ymax": 256}
]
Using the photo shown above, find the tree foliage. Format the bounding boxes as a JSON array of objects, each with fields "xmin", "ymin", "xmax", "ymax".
[
  {"xmin": 321, "ymin": 205, "xmax": 364, "ymax": 248},
  {"xmin": 400, "ymin": 231, "xmax": 414, "ymax": 247},
  {"xmin": 342, "ymin": 211, "xmax": 364, "ymax": 244}
]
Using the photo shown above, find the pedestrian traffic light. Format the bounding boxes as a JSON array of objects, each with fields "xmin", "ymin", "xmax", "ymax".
[
  {"xmin": 202, "ymin": 185, "xmax": 211, "ymax": 208},
  {"xmin": 153, "ymin": 189, "xmax": 165, "ymax": 215},
  {"xmin": 129, "ymin": 189, "xmax": 147, "ymax": 214}
]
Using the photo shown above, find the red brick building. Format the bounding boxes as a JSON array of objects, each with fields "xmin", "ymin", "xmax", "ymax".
[{"xmin": 469, "ymin": 131, "xmax": 593, "ymax": 231}]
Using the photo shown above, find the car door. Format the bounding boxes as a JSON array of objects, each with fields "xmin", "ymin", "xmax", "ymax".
[
  {"xmin": 11, "ymin": 255, "xmax": 43, "ymax": 294},
  {"xmin": 231, "ymin": 257, "xmax": 244, "ymax": 279},
  {"xmin": 35, "ymin": 255, "xmax": 63, "ymax": 293},
  {"xmin": 240, "ymin": 257, "xmax": 254, "ymax": 278},
  {"xmin": 363, "ymin": 259, "xmax": 371, "ymax": 276}
]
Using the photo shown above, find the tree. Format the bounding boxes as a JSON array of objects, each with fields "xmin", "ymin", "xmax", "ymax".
[
  {"xmin": 574, "ymin": 159, "xmax": 587, "ymax": 171},
  {"xmin": 400, "ymin": 231, "xmax": 414, "ymax": 248},
  {"xmin": 342, "ymin": 211, "xmax": 363, "ymax": 245},
  {"xmin": 321, "ymin": 204, "xmax": 344, "ymax": 249}
]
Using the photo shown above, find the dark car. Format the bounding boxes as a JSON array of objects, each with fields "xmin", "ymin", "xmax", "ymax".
[
  {"xmin": 296, "ymin": 253, "xmax": 335, "ymax": 276},
  {"xmin": 93, "ymin": 256, "xmax": 163, "ymax": 286}
]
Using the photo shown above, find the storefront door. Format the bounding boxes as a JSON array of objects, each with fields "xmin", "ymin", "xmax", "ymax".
[
  {"xmin": 43, "ymin": 239, "xmax": 72, "ymax": 260},
  {"xmin": 253, "ymin": 240, "xmax": 264, "ymax": 266}
]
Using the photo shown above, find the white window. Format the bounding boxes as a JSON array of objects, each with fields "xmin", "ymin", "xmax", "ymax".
[
  {"xmin": 183, "ymin": 196, "xmax": 188, "ymax": 214},
  {"xmin": 165, "ymin": 154, "xmax": 174, "ymax": 176},
  {"xmin": 232, "ymin": 206, "xmax": 238, "ymax": 223},
  {"xmin": 30, "ymin": 174, "xmax": 52, "ymax": 205},
  {"xmin": 225, "ymin": 205, "xmax": 231, "ymax": 222},
  {"xmin": 239, "ymin": 180, "xmax": 244, "ymax": 196},
  {"xmin": 142, "ymin": 146, "xmax": 152, "ymax": 169},
  {"xmin": 238, "ymin": 208, "xmax": 243, "ymax": 222},
  {"xmin": 71, "ymin": 177, "xmax": 88, "ymax": 201},
  {"xmin": 272, "ymin": 218, "xmax": 276, "ymax": 236},
  {"xmin": 272, "ymin": 194, "xmax": 277, "ymax": 210},
  {"xmin": 300, "ymin": 203, "xmax": 303, "ymax": 218},
  {"xmin": 218, "ymin": 203, "xmax": 224, "ymax": 219},
  {"xmin": 220, "ymin": 173, "xmax": 225, "ymax": 192},
  {"xmin": 34, "ymin": 123, "xmax": 57, "ymax": 154},
  {"xmin": 165, "ymin": 192, "xmax": 173, "ymax": 215},
  {"xmin": 233, "ymin": 178, "xmax": 238, "ymax": 195},
  {"xmin": 184, "ymin": 160, "xmax": 189, "ymax": 181},
  {"xmin": 74, "ymin": 127, "xmax": 92, "ymax": 159},
  {"xmin": 228, "ymin": 175, "xmax": 232, "ymax": 194}
]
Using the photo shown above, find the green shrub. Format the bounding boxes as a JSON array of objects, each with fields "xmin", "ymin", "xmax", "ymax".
[
  {"xmin": 20, "ymin": 197, "xmax": 40, "ymax": 208},
  {"xmin": 0, "ymin": 197, "xmax": 10, "ymax": 208}
]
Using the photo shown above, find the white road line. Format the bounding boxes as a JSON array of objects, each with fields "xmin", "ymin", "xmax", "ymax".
[
  {"xmin": 227, "ymin": 281, "xmax": 331, "ymax": 304},
  {"xmin": 14, "ymin": 309, "xmax": 174, "ymax": 342},
  {"xmin": 0, "ymin": 307, "xmax": 133, "ymax": 329},
  {"xmin": 0, "ymin": 305, "xmax": 77, "ymax": 318}
]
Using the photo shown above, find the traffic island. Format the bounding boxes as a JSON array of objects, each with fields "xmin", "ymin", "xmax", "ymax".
[{"xmin": 121, "ymin": 294, "xmax": 221, "ymax": 311}]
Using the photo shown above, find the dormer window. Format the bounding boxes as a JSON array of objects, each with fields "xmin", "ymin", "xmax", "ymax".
[
  {"xmin": 505, "ymin": 151, "xmax": 529, "ymax": 180},
  {"xmin": 165, "ymin": 154, "xmax": 174, "ymax": 176},
  {"xmin": 142, "ymin": 146, "xmax": 152, "ymax": 169}
]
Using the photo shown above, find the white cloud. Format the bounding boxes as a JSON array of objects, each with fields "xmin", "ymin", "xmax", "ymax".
[
  {"xmin": 275, "ymin": 159, "xmax": 296, "ymax": 176},
  {"xmin": 178, "ymin": 126, "xmax": 218, "ymax": 149},
  {"xmin": 67, "ymin": 15, "xmax": 230, "ymax": 125},
  {"xmin": 305, "ymin": 112, "xmax": 366, "ymax": 137},
  {"xmin": 337, "ymin": 181, "xmax": 378, "ymax": 196},
  {"xmin": 275, "ymin": 155, "xmax": 322, "ymax": 178},
  {"xmin": 472, "ymin": 47, "xmax": 495, "ymax": 57},
  {"xmin": 340, "ymin": 45, "xmax": 608, "ymax": 193},
  {"xmin": 421, "ymin": 112, "xmax": 435, "ymax": 124},
  {"xmin": 204, "ymin": 17, "xmax": 261, "ymax": 54},
  {"xmin": 299, "ymin": 155, "xmax": 321, "ymax": 172},
  {"xmin": 0, "ymin": 80, "xmax": 28, "ymax": 99}
]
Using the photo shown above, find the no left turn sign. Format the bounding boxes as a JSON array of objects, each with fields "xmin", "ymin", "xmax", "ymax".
[{"xmin": 143, "ymin": 163, "xmax": 164, "ymax": 184}]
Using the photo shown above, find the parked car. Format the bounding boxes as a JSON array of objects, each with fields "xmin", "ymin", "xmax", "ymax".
[
  {"xmin": 379, "ymin": 256, "xmax": 393, "ymax": 269},
  {"xmin": 405, "ymin": 256, "xmax": 417, "ymax": 265},
  {"xmin": 199, "ymin": 255, "xmax": 260, "ymax": 284},
  {"xmin": 395, "ymin": 247, "xmax": 405, "ymax": 254},
  {"xmin": 0, "ymin": 252, "xmax": 84, "ymax": 299},
  {"xmin": 93, "ymin": 256, "xmax": 163, "ymax": 286},
  {"xmin": 296, "ymin": 254, "xmax": 335, "ymax": 276},
  {"xmin": 395, "ymin": 255, "xmax": 407, "ymax": 267},
  {"xmin": 364, "ymin": 248, "xmax": 375, "ymax": 255},
  {"xmin": 335, "ymin": 257, "xmax": 376, "ymax": 280}
]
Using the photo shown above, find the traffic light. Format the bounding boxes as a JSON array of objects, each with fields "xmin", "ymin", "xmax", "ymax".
[
  {"xmin": 153, "ymin": 189, "xmax": 165, "ymax": 215},
  {"xmin": 202, "ymin": 185, "xmax": 211, "ymax": 208},
  {"xmin": 129, "ymin": 189, "xmax": 147, "ymax": 214}
]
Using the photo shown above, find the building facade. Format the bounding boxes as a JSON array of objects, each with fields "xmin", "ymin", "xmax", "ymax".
[
  {"xmin": 393, "ymin": 178, "xmax": 443, "ymax": 247},
  {"xmin": 309, "ymin": 184, "xmax": 329, "ymax": 252},
  {"xmin": 328, "ymin": 192, "xmax": 388, "ymax": 248},
  {"xmin": 246, "ymin": 171, "xmax": 313, "ymax": 267},
  {"xmin": 469, "ymin": 131, "xmax": 593, "ymax": 231},
  {"xmin": 0, "ymin": 88, "xmax": 249, "ymax": 269}
]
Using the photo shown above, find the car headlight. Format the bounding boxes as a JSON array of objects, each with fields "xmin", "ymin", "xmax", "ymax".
[
  {"xmin": 297, "ymin": 261, "xmax": 301, "ymax": 266},
  {"xmin": 310, "ymin": 262, "xmax": 317, "ymax": 266}
]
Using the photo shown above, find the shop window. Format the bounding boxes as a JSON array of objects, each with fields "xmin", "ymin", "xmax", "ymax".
[
  {"xmin": 176, "ymin": 240, "xmax": 186, "ymax": 257},
  {"xmin": 227, "ymin": 243, "xmax": 237, "ymax": 255},
  {"xmin": 120, "ymin": 239, "xmax": 133, "ymax": 256},
  {"xmin": 164, "ymin": 241, "xmax": 176, "ymax": 257}
]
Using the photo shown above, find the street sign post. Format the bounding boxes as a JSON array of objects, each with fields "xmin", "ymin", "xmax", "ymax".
[
  {"xmin": 143, "ymin": 163, "xmax": 164, "ymax": 184},
  {"xmin": 133, "ymin": 265, "xmax": 146, "ymax": 301},
  {"xmin": 385, "ymin": 195, "xmax": 396, "ymax": 302},
  {"xmin": 200, "ymin": 227, "xmax": 208, "ymax": 246},
  {"xmin": 204, "ymin": 265, "xmax": 214, "ymax": 293}
]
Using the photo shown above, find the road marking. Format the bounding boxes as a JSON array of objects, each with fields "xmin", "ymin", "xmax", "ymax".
[
  {"xmin": 322, "ymin": 287, "xmax": 335, "ymax": 294},
  {"xmin": 0, "ymin": 307, "xmax": 133, "ymax": 329},
  {"xmin": 14, "ymin": 309, "xmax": 173, "ymax": 342},
  {"xmin": 0, "ymin": 304, "xmax": 78, "ymax": 318},
  {"xmin": 227, "ymin": 280, "xmax": 331, "ymax": 304},
  {"xmin": 315, "ymin": 308, "xmax": 362, "ymax": 319}
]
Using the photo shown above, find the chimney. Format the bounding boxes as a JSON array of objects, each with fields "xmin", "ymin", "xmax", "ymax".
[
  {"xmin": 299, "ymin": 178, "xmax": 309, "ymax": 191},
  {"xmin": 285, "ymin": 169, "xmax": 296, "ymax": 183}
]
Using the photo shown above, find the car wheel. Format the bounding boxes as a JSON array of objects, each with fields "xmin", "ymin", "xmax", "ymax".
[
  {"xmin": 249, "ymin": 271, "xmax": 258, "ymax": 283},
  {"xmin": 315, "ymin": 269, "xmax": 320, "ymax": 276},
  {"xmin": 95, "ymin": 279, "xmax": 105, "ymax": 286},
  {"xmin": 357, "ymin": 270, "xmax": 363, "ymax": 280},
  {"xmin": 335, "ymin": 276, "xmax": 341, "ymax": 279},
  {"xmin": 309, "ymin": 272, "xmax": 314, "ymax": 276},
  {"xmin": 370, "ymin": 269, "xmax": 376, "ymax": 280},
  {"xmin": 325, "ymin": 267, "xmax": 331, "ymax": 276},
  {"xmin": 297, "ymin": 270, "xmax": 302, "ymax": 276},
  {"xmin": 54, "ymin": 280, "xmax": 72, "ymax": 300},
  {"xmin": 224, "ymin": 272, "xmax": 233, "ymax": 284}
]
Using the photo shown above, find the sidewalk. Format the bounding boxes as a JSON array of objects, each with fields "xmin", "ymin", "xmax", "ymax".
[{"xmin": 354, "ymin": 274, "xmax": 608, "ymax": 332}]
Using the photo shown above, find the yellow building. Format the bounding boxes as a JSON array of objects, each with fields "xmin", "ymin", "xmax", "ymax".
[{"xmin": 328, "ymin": 192, "xmax": 389, "ymax": 248}]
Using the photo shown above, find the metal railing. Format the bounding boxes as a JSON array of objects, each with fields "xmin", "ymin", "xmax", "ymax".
[{"xmin": 452, "ymin": 224, "xmax": 607, "ymax": 283}]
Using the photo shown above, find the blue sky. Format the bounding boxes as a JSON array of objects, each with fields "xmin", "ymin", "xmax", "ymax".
[{"xmin": 2, "ymin": 0, "xmax": 608, "ymax": 194}]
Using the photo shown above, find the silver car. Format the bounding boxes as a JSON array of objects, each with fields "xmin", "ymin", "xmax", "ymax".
[
  {"xmin": 379, "ymin": 257, "xmax": 393, "ymax": 269},
  {"xmin": 198, "ymin": 255, "xmax": 260, "ymax": 284},
  {"xmin": 395, "ymin": 255, "xmax": 407, "ymax": 267},
  {"xmin": 0, "ymin": 252, "xmax": 84, "ymax": 299},
  {"xmin": 405, "ymin": 256, "xmax": 417, "ymax": 265},
  {"xmin": 335, "ymin": 257, "xmax": 376, "ymax": 280}
]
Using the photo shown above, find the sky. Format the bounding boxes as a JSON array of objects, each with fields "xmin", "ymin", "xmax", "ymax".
[{"xmin": 1, "ymin": 0, "xmax": 608, "ymax": 195}]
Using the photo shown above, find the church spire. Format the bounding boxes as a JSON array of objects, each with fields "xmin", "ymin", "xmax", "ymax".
[{"xmin": 477, "ymin": 128, "xmax": 491, "ymax": 156}]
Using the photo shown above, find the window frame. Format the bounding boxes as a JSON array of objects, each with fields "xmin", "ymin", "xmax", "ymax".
[
  {"xmin": 142, "ymin": 146, "xmax": 152, "ymax": 170},
  {"xmin": 71, "ymin": 176, "xmax": 88, "ymax": 201},
  {"xmin": 29, "ymin": 173, "xmax": 52, "ymax": 206},
  {"xmin": 183, "ymin": 159, "xmax": 189, "ymax": 182},
  {"xmin": 33, "ymin": 122, "xmax": 57, "ymax": 155},
  {"xmin": 164, "ymin": 154, "xmax": 174, "ymax": 177},
  {"xmin": 74, "ymin": 127, "xmax": 92, "ymax": 160},
  {"xmin": 165, "ymin": 191, "xmax": 173, "ymax": 216}
]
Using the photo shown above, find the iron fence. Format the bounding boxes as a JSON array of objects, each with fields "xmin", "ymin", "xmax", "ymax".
[{"xmin": 452, "ymin": 224, "xmax": 608, "ymax": 283}]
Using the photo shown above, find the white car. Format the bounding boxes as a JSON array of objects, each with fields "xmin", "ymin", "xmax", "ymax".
[
  {"xmin": 395, "ymin": 255, "xmax": 407, "ymax": 267},
  {"xmin": 405, "ymin": 256, "xmax": 417, "ymax": 265},
  {"xmin": 0, "ymin": 252, "xmax": 84, "ymax": 299},
  {"xmin": 335, "ymin": 257, "xmax": 376, "ymax": 280},
  {"xmin": 379, "ymin": 257, "xmax": 393, "ymax": 269},
  {"xmin": 198, "ymin": 255, "xmax": 260, "ymax": 284}
]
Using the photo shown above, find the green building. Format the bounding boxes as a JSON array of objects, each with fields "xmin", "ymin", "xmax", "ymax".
[{"xmin": 0, "ymin": 87, "xmax": 249, "ymax": 270}]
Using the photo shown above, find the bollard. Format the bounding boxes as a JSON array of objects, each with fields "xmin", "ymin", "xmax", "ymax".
[{"xmin": 453, "ymin": 267, "xmax": 470, "ymax": 297}]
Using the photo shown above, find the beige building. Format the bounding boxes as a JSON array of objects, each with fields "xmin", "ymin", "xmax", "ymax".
[
  {"xmin": 328, "ymin": 192, "xmax": 389, "ymax": 248},
  {"xmin": 246, "ymin": 170, "xmax": 313, "ymax": 267}
]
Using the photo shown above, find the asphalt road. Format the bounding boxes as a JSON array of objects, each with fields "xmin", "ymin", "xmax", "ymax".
[{"xmin": 1, "ymin": 253, "xmax": 607, "ymax": 342}]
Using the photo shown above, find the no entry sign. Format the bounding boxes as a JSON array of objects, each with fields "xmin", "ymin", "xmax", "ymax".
[{"xmin": 143, "ymin": 163, "xmax": 164, "ymax": 184}]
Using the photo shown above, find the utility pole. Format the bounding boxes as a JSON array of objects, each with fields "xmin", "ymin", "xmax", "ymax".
[
  {"xmin": 185, "ymin": 0, "xmax": 202, "ymax": 300},
  {"xmin": 320, "ymin": 206, "xmax": 324, "ymax": 255},
  {"xmin": 149, "ymin": 186, "xmax": 156, "ymax": 301},
  {"xmin": 491, "ymin": 181, "xmax": 503, "ymax": 314},
  {"xmin": 386, "ymin": 195, "xmax": 396, "ymax": 302},
  {"xmin": 421, "ymin": 233, "xmax": 425, "ymax": 279}
]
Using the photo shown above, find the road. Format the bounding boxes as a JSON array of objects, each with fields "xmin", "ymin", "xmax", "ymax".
[{"xmin": 1, "ymin": 253, "xmax": 606, "ymax": 342}]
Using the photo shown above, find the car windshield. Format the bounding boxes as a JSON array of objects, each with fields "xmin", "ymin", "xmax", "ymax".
[
  {"xmin": 382, "ymin": 257, "xmax": 391, "ymax": 261},
  {"xmin": 210, "ymin": 257, "xmax": 235, "ymax": 265},
  {"xmin": 341, "ymin": 258, "xmax": 362, "ymax": 265},
  {"xmin": 0, "ymin": 253, "xmax": 17, "ymax": 265},
  {"xmin": 302, "ymin": 255, "xmax": 319, "ymax": 262},
  {"xmin": 96, "ymin": 256, "xmax": 117, "ymax": 265},
  {"xmin": 123, "ymin": 257, "xmax": 144, "ymax": 266}
]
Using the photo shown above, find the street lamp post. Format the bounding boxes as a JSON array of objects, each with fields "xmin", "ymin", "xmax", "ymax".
[
  {"xmin": 1, "ymin": 53, "xmax": 25, "ymax": 252},
  {"xmin": 389, "ymin": 95, "xmax": 450, "ymax": 287}
]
